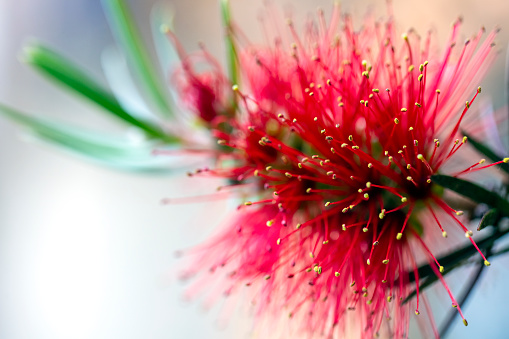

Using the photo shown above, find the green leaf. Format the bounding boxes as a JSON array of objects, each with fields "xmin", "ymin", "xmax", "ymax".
[
  {"xmin": 0, "ymin": 103, "xmax": 175, "ymax": 172},
  {"xmin": 221, "ymin": 0, "xmax": 239, "ymax": 88},
  {"xmin": 431, "ymin": 174, "xmax": 509, "ymax": 216},
  {"xmin": 464, "ymin": 132, "xmax": 509, "ymax": 174},
  {"xmin": 408, "ymin": 226, "xmax": 509, "ymax": 283},
  {"xmin": 23, "ymin": 42, "xmax": 178, "ymax": 144},
  {"xmin": 477, "ymin": 208, "xmax": 499, "ymax": 231},
  {"xmin": 102, "ymin": 0, "xmax": 174, "ymax": 119}
]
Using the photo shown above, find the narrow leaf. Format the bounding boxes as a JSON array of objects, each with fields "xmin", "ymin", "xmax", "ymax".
[
  {"xmin": 408, "ymin": 226, "xmax": 509, "ymax": 283},
  {"xmin": 464, "ymin": 132, "xmax": 509, "ymax": 174},
  {"xmin": 432, "ymin": 174, "xmax": 509, "ymax": 216},
  {"xmin": 23, "ymin": 42, "xmax": 178, "ymax": 143},
  {"xmin": 0, "ymin": 104, "xmax": 177, "ymax": 172},
  {"xmin": 221, "ymin": 0, "xmax": 239, "ymax": 87},
  {"xmin": 102, "ymin": 0, "xmax": 173, "ymax": 118},
  {"xmin": 477, "ymin": 208, "xmax": 499, "ymax": 231}
]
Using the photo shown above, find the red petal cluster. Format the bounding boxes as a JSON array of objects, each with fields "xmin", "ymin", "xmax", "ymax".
[{"xmin": 177, "ymin": 5, "xmax": 498, "ymax": 338}]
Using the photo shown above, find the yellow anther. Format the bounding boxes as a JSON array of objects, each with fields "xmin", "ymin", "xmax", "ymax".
[
  {"xmin": 387, "ymin": 296, "xmax": 392, "ymax": 302},
  {"xmin": 296, "ymin": 223, "xmax": 301, "ymax": 229},
  {"xmin": 396, "ymin": 233, "xmax": 403, "ymax": 240},
  {"xmin": 442, "ymin": 231, "xmax": 448, "ymax": 238},
  {"xmin": 277, "ymin": 238, "xmax": 281, "ymax": 245},
  {"xmin": 401, "ymin": 108, "xmax": 408, "ymax": 112},
  {"xmin": 415, "ymin": 310, "xmax": 420, "ymax": 315},
  {"xmin": 406, "ymin": 176, "xmax": 413, "ymax": 181},
  {"xmin": 465, "ymin": 230, "xmax": 473, "ymax": 237},
  {"xmin": 367, "ymin": 259, "xmax": 371, "ymax": 265},
  {"xmin": 364, "ymin": 193, "xmax": 369, "ymax": 199},
  {"xmin": 335, "ymin": 272, "xmax": 340, "ymax": 277},
  {"xmin": 394, "ymin": 118, "xmax": 400, "ymax": 124},
  {"xmin": 325, "ymin": 202, "xmax": 331, "ymax": 207},
  {"xmin": 503, "ymin": 158, "xmax": 509, "ymax": 163},
  {"xmin": 484, "ymin": 260, "xmax": 491, "ymax": 266},
  {"xmin": 368, "ymin": 163, "xmax": 373, "ymax": 168},
  {"xmin": 366, "ymin": 182, "xmax": 372, "ymax": 188},
  {"xmin": 456, "ymin": 211, "xmax": 464, "ymax": 216},
  {"xmin": 382, "ymin": 259, "xmax": 389, "ymax": 264},
  {"xmin": 417, "ymin": 154, "xmax": 424, "ymax": 160},
  {"xmin": 266, "ymin": 220, "xmax": 274, "ymax": 227},
  {"xmin": 401, "ymin": 197, "xmax": 407, "ymax": 203},
  {"xmin": 363, "ymin": 227, "xmax": 369, "ymax": 233},
  {"xmin": 439, "ymin": 266, "xmax": 445, "ymax": 273},
  {"xmin": 342, "ymin": 224, "xmax": 346, "ymax": 231},
  {"xmin": 463, "ymin": 319, "xmax": 468, "ymax": 326}
]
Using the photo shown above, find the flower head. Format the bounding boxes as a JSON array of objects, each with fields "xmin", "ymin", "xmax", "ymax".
[{"xmin": 178, "ymin": 3, "xmax": 500, "ymax": 338}]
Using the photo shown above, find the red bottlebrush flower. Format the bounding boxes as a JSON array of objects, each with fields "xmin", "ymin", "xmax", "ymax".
[
  {"xmin": 167, "ymin": 29, "xmax": 232, "ymax": 124},
  {"xmin": 178, "ymin": 4, "xmax": 502, "ymax": 338}
]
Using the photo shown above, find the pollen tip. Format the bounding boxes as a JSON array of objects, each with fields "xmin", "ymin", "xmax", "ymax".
[
  {"xmin": 456, "ymin": 210, "xmax": 464, "ymax": 216},
  {"xmin": 442, "ymin": 231, "xmax": 448, "ymax": 238},
  {"xmin": 463, "ymin": 319, "xmax": 468, "ymax": 326},
  {"xmin": 439, "ymin": 265, "xmax": 444, "ymax": 273},
  {"xmin": 363, "ymin": 227, "xmax": 369, "ymax": 233},
  {"xmin": 387, "ymin": 296, "xmax": 392, "ymax": 302},
  {"xmin": 367, "ymin": 259, "xmax": 371, "ymax": 265},
  {"xmin": 394, "ymin": 118, "xmax": 400, "ymax": 124},
  {"xmin": 484, "ymin": 260, "xmax": 491, "ymax": 266},
  {"xmin": 415, "ymin": 310, "xmax": 420, "ymax": 315},
  {"xmin": 396, "ymin": 233, "xmax": 403, "ymax": 240},
  {"xmin": 232, "ymin": 84, "xmax": 239, "ymax": 91},
  {"xmin": 401, "ymin": 197, "xmax": 407, "ymax": 203},
  {"xmin": 503, "ymin": 158, "xmax": 509, "ymax": 163},
  {"xmin": 335, "ymin": 272, "xmax": 340, "ymax": 277},
  {"xmin": 382, "ymin": 259, "xmax": 389, "ymax": 264},
  {"xmin": 277, "ymin": 238, "xmax": 281, "ymax": 245},
  {"xmin": 266, "ymin": 220, "xmax": 274, "ymax": 227},
  {"xmin": 465, "ymin": 230, "xmax": 473, "ymax": 237},
  {"xmin": 244, "ymin": 201, "xmax": 252, "ymax": 206}
]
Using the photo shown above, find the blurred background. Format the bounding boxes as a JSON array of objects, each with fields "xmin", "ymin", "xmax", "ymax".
[{"xmin": 0, "ymin": 0, "xmax": 508, "ymax": 338}]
